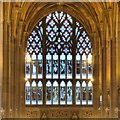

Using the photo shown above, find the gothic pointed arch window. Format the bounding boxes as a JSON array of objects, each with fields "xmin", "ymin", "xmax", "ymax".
[{"xmin": 25, "ymin": 11, "xmax": 93, "ymax": 105}]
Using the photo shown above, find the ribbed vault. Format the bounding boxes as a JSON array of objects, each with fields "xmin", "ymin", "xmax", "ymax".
[{"xmin": 3, "ymin": 2, "xmax": 116, "ymax": 46}]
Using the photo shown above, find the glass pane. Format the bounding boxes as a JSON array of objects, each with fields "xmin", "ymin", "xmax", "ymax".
[
  {"xmin": 53, "ymin": 53, "xmax": 58, "ymax": 79},
  {"xmin": 67, "ymin": 81, "xmax": 72, "ymax": 104},
  {"xmin": 60, "ymin": 81, "xmax": 66, "ymax": 105},
  {"xmin": 76, "ymin": 81, "xmax": 80, "ymax": 104},
  {"xmin": 60, "ymin": 54, "xmax": 65, "ymax": 79},
  {"xmin": 38, "ymin": 81, "xmax": 43, "ymax": 105},
  {"xmin": 88, "ymin": 54, "xmax": 92, "ymax": 79},
  {"xmin": 32, "ymin": 61, "xmax": 37, "ymax": 78},
  {"xmin": 46, "ymin": 53, "xmax": 52, "ymax": 78},
  {"xmin": 82, "ymin": 54, "xmax": 86, "ymax": 79},
  {"xmin": 76, "ymin": 54, "xmax": 80, "ymax": 79},
  {"xmin": 82, "ymin": 81, "xmax": 86, "ymax": 105},
  {"xmin": 38, "ymin": 53, "xmax": 43, "ymax": 78},
  {"xmin": 88, "ymin": 81, "xmax": 92, "ymax": 105},
  {"xmin": 31, "ymin": 81, "xmax": 37, "ymax": 104},
  {"xmin": 67, "ymin": 54, "xmax": 72, "ymax": 78},
  {"xmin": 25, "ymin": 81, "xmax": 30, "ymax": 104},
  {"xmin": 53, "ymin": 81, "xmax": 58, "ymax": 104},
  {"xmin": 46, "ymin": 81, "xmax": 52, "ymax": 104},
  {"xmin": 25, "ymin": 62, "xmax": 30, "ymax": 78}
]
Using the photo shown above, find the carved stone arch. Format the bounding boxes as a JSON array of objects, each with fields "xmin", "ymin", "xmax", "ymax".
[{"xmin": 22, "ymin": 3, "xmax": 100, "ymax": 50}]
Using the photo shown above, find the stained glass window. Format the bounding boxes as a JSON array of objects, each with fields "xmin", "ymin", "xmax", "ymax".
[{"xmin": 25, "ymin": 11, "xmax": 93, "ymax": 105}]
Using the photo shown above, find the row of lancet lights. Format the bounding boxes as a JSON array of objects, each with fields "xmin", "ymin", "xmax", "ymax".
[{"xmin": 25, "ymin": 52, "xmax": 94, "ymax": 82}]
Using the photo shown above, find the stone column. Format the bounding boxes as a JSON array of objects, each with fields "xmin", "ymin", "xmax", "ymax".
[
  {"xmin": 109, "ymin": 4, "xmax": 118, "ymax": 117},
  {"xmin": 91, "ymin": 32, "xmax": 100, "ymax": 117},
  {"xmin": 0, "ymin": 2, "xmax": 3, "ymax": 119},
  {"xmin": 19, "ymin": 31, "xmax": 29, "ymax": 118},
  {"xmin": 118, "ymin": 2, "xmax": 120, "ymax": 119}
]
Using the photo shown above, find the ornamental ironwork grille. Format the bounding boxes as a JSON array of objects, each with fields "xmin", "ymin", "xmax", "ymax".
[{"xmin": 25, "ymin": 11, "xmax": 93, "ymax": 105}]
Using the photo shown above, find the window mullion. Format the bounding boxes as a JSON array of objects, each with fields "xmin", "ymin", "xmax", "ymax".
[
  {"xmin": 71, "ymin": 19, "xmax": 76, "ymax": 105},
  {"xmin": 86, "ymin": 82, "xmax": 88, "ymax": 105},
  {"xmin": 42, "ymin": 18, "xmax": 47, "ymax": 105},
  {"xmin": 51, "ymin": 55, "xmax": 53, "ymax": 79},
  {"xmin": 65, "ymin": 55, "xmax": 67, "ymax": 104},
  {"xmin": 58, "ymin": 55, "xmax": 60, "ymax": 105},
  {"xmin": 36, "ymin": 55, "xmax": 38, "ymax": 79},
  {"xmin": 80, "ymin": 55, "xmax": 82, "ymax": 79},
  {"xmin": 86, "ymin": 55, "xmax": 88, "ymax": 79},
  {"xmin": 36, "ymin": 81, "xmax": 38, "ymax": 105},
  {"xmin": 80, "ymin": 81, "xmax": 82, "ymax": 104}
]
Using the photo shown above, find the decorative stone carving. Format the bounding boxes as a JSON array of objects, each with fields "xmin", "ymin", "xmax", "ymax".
[
  {"xmin": 40, "ymin": 108, "xmax": 80, "ymax": 118},
  {"xmin": 72, "ymin": 113, "xmax": 78, "ymax": 119},
  {"xmin": 50, "ymin": 110, "xmax": 68, "ymax": 118},
  {"xmin": 26, "ymin": 108, "xmax": 40, "ymax": 118},
  {"xmin": 41, "ymin": 112, "xmax": 47, "ymax": 119},
  {"xmin": 82, "ymin": 110, "xmax": 93, "ymax": 118}
]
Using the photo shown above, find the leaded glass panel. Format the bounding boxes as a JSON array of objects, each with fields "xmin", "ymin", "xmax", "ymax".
[
  {"xmin": 25, "ymin": 81, "xmax": 31, "ymax": 104},
  {"xmin": 76, "ymin": 81, "xmax": 81, "ymax": 104},
  {"xmin": 60, "ymin": 81, "xmax": 66, "ymax": 105},
  {"xmin": 67, "ymin": 81, "xmax": 72, "ymax": 104},
  {"xmin": 53, "ymin": 81, "xmax": 58, "ymax": 104},
  {"xmin": 38, "ymin": 81, "xmax": 43, "ymax": 104},
  {"xmin": 46, "ymin": 81, "xmax": 52, "ymax": 104},
  {"xmin": 31, "ymin": 81, "xmax": 37, "ymax": 104}
]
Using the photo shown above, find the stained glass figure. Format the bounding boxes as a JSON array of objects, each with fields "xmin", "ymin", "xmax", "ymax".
[
  {"xmin": 88, "ymin": 81, "xmax": 92, "ymax": 105},
  {"xmin": 67, "ymin": 54, "xmax": 72, "ymax": 78},
  {"xmin": 25, "ymin": 63, "xmax": 30, "ymax": 78},
  {"xmin": 53, "ymin": 81, "xmax": 58, "ymax": 104},
  {"xmin": 60, "ymin": 81, "xmax": 66, "ymax": 105},
  {"xmin": 38, "ymin": 81, "xmax": 43, "ymax": 104},
  {"xmin": 31, "ymin": 81, "xmax": 37, "ymax": 104},
  {"xmin": 60, "ymin": 53, "xmax": 65, "ymax": 78},
  {"xmin": 67, "ymin": 81, "xmax": 72, "ymax": 104},
  {"xmin": 46, "ymin": 53, "xmax": 52, "ymax": 78},
  {"xmin": 76, "ymin": 53, "xmax": 80, "ymax": 79},
  {"xmin": 76, "ymin": 81, "xmax": 81, "ymax": 104},
  {"xmin": 38, "ymin": 53, "xmax": 43, "ymax": 78},
  {"xmin": 82, "ymin": 54, "xmax": 86, "ymax": 79},
  {"xmin": 46, "ymin": 81, "xmax": 52, "ymax": 104},
  {"xmin": 82, "ymin": 81, "xmax": 86, "ymax": 105},
  {"xmin": 32, "ymin": 61, "xmax": 37, "ymax": 78},
  {"xmin": 25, "ymin": 52, "xmax": 31, "ymax": 78},
  {"xmin": 88, "ymin": 54, "xmax": 92, "ymax": 79},
  {"xmin": 53, "ymin": 53, "xmax": 58, "ymax": 78},
  {"xmin": 25, "ymin": 81, "xmax": 30, "ymax": 104}
]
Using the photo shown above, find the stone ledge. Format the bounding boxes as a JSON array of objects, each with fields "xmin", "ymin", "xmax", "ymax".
[{"xmin": 1, "ymin": 118, "xmax": 119, "ymax": 120}]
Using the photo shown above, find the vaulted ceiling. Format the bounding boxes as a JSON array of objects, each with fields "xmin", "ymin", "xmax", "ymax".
[{"xmin": 3, "ymin": 2, "xmax": 118, "ymax": 46}]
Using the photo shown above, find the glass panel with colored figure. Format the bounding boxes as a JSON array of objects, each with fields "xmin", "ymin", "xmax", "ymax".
[
  {"xmin": 25, "ymin": 81, "xmax": 31, "ymax": 104},
  {"xmin": 31, "ymin": 81, "xmax": 37, "ymax": 104},
  {"xmin": 46, "ymin": 53, "xmax": 52, "ymax": 78},
  {"xmin": 82, "ymin": 81, "xmax": 86, "ymax": 105},
  {"xmin": 82, "ymin": 54, "xmax": 86, "ymax": 79},
  {"xmin": 38, "ymin": 53, "xmax": 43, "ymax": 78},
  {"xmin": 60, "ymin": 81, "xmax": 66, "ymax": 105},
  {"xmin": 60, "ymin": 54, "xmax": 65, "ymax": 78},
  {"xmin": 76, "ymin": 81, "xmax": 81, "ymax": 104},
  {"xmin": 67, "ymin": 81, "xmax": 72, "ymax": 104},
  {"xmin": 46, "ymin": 81, "xmax": 52, "ymax": 104},
  {"xmin": 53, "ymin": 81, "xmax": 58, "ymax": 104},
  {"xmin": 88, "ymin": 81, "xmax": 93, "ymax": 105},
  {"xmin": 38, "ymin": 81, "xmax": 43, "ymax": 105}
]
